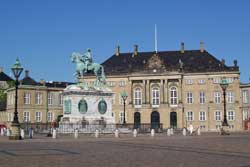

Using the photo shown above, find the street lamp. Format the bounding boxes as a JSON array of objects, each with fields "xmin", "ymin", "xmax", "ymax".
[
  {"xmin": 120, "ymin": 90, "xmax": 128, "ymax": 124},
  {"xmin": 9, "ymin": 58, "xmax": 23, "ymax": 140},
  {"xmin": 220, "ymin": 78, "xmax": 229, "ymax": 127}
]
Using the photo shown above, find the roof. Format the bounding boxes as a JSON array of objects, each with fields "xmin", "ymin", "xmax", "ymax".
[
  {"xmin": 101, "ymin": 50, "xmax": 239, "ymax": 75},
  {"xmin": 20, "ymin": 76, "xmax": 38, "ymax": 86},
  {"xmin": 0, "ymin": 72, "xmax": 13, "ymax": 81},
  {"xmin": 45, "ymin": 81, "xmax": 75, "ymax": 88}
]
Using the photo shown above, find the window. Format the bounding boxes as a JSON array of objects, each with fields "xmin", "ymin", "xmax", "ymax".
[
  {"xmin": 112, "ymin": 94, "xmax": 116, "ymax": 105},
  {"xmin": 59, "ymin": 93, "xmax": 63, "ymax": 106},
  {"xmin": 200, "ymin": 125, "xmax": 206, "ymax": 129},
  {"xmin": 229, "ymin": 125, "xmax": 234, "ymax": 129},
  {"xmin": 170, "ymin": 87, "xmax": 178, "ymax": 106},
  {"xmin": 227, "ymin": 91, "xmax": 234, "ymax": 103},
  {"xmin": 199, "ymin": 111, "xmax": 206, "ymax": 121},
  {"xmin": 198, "ymin": 79, "xmax": 206, "ymax": 84},
  {"xmin": 186, "ymin": 111, "xmax": 193, "ymax": 121},
  {"xmin": 35, "ymin": 92, "xmax": 42, "ymax": 105},
  {"xmin": 35, "ymin": 112, "xmax": 42, "ymax": 122},
  {"xmin": 185, "ymin": 79, "xmax": 193, "ymax": 85},
  {"xmin": 215, "ymin": 111, "xmax": 221, "ymax": 121},
  {"xmin": 134, "ymin": 88, "xmax": 142, "ymax": 107},
  {"xmin": 48, "ymin": 92, "xmax": 53, "ymax": 105},
  {"xmin": 119, "ymin": 94, "xmax": 124, "ymax": 105},
  {"xmin": 227, "ymin": 77, "xmax": 234, "ymax": 84},
  {"xmin": 199, "ymin": 91, "xmax": 205, "ymax": 104},
  {"xmin": 24, "ymin": 92, "xmax": 31, "ymax": 104},
  {"xmin": 227, "ymin": 111, "xmax": 235, "ymax": 121},
  {"xmin": 119, "ymin": 112, "xmax": 126, "ymax": 123},
  {"xmin": 107, "ymin": 81, "xmax": 116, "ymax": 87},
  {"xmin": 119, "ymin": 81, "xmax": 126, "ymax": 87},
  {"xmin": 213, "ymin": 78, "xmax": 221, "ymax": 84},
  {"xmin": 47, "ymin": 112, "xmax": 54, "ymax": 122},
  {"xmin": 243, "ymin": 90, "xmax": 248, "ymax": 104},
  {"xmin": 8, "ymin": 113, "xmax": 13, "ymax": 122},
  {"xmin": 214, "ymin": 92, "xmax": 221, "ymax": 104},
  {"xmin": 23, "ymin": 112, "xmax": 30, "ymax": 122},
  {"xmin": 186, "ymin": 92, "xmax": 193, "ymax": 104},
  {"xmin": 152, "ymin": 87, "xmax": 160, "ymax": 107},
  {"xmin": 243, "ymin": 110, "xmax": 250, "ymax": 121}
]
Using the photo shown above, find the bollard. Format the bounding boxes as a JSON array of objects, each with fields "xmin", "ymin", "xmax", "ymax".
[
  {"xmin": 170, "ymin": 128, "xmax": 174, "ymax": 135},
  {"xmin": 0, "ymin": 128, "xmax": 3, "ymax": 136},
  {"xmin": 151, "ymin": 129, "xmax": 155, "ymax": 137},
  {"xmin": 183, "ymin": 128, "xmax": 187, "ymax": 136},
  {"xmin": 52, "ymin": 129, "xmax": 57, "ymax": 139},
  {"xmin": 133, "ymin": 129, "xmax": 137, "ymax": 137},
  {"xmin": 29, "ymin": 128, "xmax": 33, "ymax": 139},
  {"xmin": 74, "ymin": 129, "xmax": 79, "ymax": 139},
  {"xmin": 115, "ymin": 129, "xmax": 119, "ymax": 138},
  {"xmin": 20, "ymin": 129, "xmax": 25, "ymax": 139},
  {"xmin": 197, "ymin": 127, "xmax": 201, "ymax": 136},
  {"xmin": 95, "ymin": 129, "xmax": 99, "ymax": 138},
  {"xmin": 6, "ymin": 128, "xmax": 10, "ymax": 137},
  {"xmin": 167, "ymin": 129, "xmax": 171, "ymax": 136}
]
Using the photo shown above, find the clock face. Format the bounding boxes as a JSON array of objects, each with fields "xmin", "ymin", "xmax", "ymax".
[
  {"xmin": 78, "ymin": 99, "xmax": 88, "ymax": 114},
  {"xmin": 98, "ymin": 99, "xmax": 107, "ymax": 115}
]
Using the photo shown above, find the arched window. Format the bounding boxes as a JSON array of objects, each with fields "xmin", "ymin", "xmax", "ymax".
[
  {"xmin": 170, "ymin": 87, "xmax": 178, "ymax": 106},
  {"xmin": 134, "ymin": 88, "xmax": 142, "ymax": 107},
  {"xmin": 152, "ymin": 87, "xmax": 160, "ymax": 107},
  {"xmin": 64, "ymin": 99, "xmax": 71, "ymax": 114}
]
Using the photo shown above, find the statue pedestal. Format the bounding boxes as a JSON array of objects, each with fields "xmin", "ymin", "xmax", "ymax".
[
  {"xmin": 9, "ymin": 122, "xmax": 22, "ymax": 140},
  {"xmin": 61, "ymin": 84, "xmax": 114, "ymax": 125},
  {"xmin": 220, "ymin": 126, "xmax": 230, "ymax": 135}
]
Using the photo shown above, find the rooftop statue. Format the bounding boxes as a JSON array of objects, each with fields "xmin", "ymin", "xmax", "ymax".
[{"xmin": 71, "ymin": 49, "xmax": 106, "ymax": 88}]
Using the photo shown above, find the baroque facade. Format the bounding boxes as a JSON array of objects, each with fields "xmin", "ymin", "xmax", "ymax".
[
  {"xmin": 2, "ymin": 43, "xmax": 244, "ymax": 131},
  {"xmin": 5, "ymin": 70, "xmax": 72, "ymax": 125},
  {"xmin": 240, "ymin": 83, "xmax": 250, "ymax": 129},
  {"xmin": 84, "ymin": 43, "xmax": 241, "ymax": 131}
]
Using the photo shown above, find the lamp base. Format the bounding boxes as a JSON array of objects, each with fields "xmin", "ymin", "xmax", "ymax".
[
  {"xmin": 9, "ymin": 122, "xmax": 22, "ymax": 140},
  {"xmin": 220, "ymin": 125, "xmax": 230, "ymax": 135}
]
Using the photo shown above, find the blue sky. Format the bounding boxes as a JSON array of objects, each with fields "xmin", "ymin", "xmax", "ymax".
[{"xmin": 0, "ymin": 0, "xmax": 250, "ymax": 83}]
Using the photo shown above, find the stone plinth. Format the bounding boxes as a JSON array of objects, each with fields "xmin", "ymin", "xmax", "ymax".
[{"xmin": 61, "ymin": 83, "xmax": 114, "ymax": 124}]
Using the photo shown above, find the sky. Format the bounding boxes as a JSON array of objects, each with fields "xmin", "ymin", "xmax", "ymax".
[{"xmin": 0, "ymin": 0, "xmax": 250, "ymax": 83}]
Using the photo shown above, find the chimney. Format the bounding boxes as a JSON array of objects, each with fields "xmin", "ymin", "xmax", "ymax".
[
  {"xmin": 25, "ymin": 70, "xmax": 29, "ymax": 78},
  {"xmin": 234, "ymin": 59, "xmax": 238, "ymax": 67},
  {"xmin": 180, "ymin": 42, "xmax": 185, "ymax": 53},
  {"xmin": 200, "ymin": 42, "xmax": 204, "ymax": 53},
  {"xmin": 40, "ymin": 79, "xmax": 45, "ymax": 86},
  {"xmin": 132, "ymin": 44, "xmax": 138, "ymax": 57},
  {"xmin": 115, "ymin": 45, "xmax": 120, "ymax": 56},
  {"xmin": 0, "ymin": 67, "xmax": 3, "ymax": 73},
  {"xmin": 221, "ymin": 59, "xmax": 225, "ymax": 67}
]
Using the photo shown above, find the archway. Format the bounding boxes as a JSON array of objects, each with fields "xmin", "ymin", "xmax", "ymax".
[
  {"xmin": 170, "ymin": 111, "xmax": 177, "ymax": 129},
  {"xmin": 134, "ymin": 112, "xmax": 141, "ymax": 129},
  {"xmin": 151, "ymin": 111, "xmax": 160, "ymax": 129}
]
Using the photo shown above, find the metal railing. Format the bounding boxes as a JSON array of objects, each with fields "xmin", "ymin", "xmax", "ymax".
[{"xmin": 19, "ymin": 122, "xmax": 163, "ymax": 134}]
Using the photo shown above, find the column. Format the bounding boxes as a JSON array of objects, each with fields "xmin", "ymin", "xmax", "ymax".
[
  {"xmin": 160, "ymin": 80, "xmax": 164, "ymax": 103},
  {"xmin": 164, "ymin": 79, "xmax": 168, "ymax": 104}
]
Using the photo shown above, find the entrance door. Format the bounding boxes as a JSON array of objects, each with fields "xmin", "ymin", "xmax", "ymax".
[
  {"xmin": 170, "ymin": 112, "xmax": 177, "ymax": 129},
  {"xmin": 134, "ymin": 112, "xmax": 141, "ymax": 129},
  {"xmin": 151, "ymin": 111, "xmax": 160, "ymax": 129}
]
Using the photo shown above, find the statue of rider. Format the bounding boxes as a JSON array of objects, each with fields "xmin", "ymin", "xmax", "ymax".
[{"xmin": 81, "ymin": 48, "xmax": 93, "ymax": 73}]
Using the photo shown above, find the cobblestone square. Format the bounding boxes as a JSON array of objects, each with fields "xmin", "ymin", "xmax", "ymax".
[{"xmin": 1, "ymin": 133, "xmax": 250, "ymax": 167}]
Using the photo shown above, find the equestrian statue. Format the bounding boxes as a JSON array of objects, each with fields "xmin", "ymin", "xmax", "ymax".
[{"xmin": 71, "ymin": 49, "xmax": 106, "ymax": 85}]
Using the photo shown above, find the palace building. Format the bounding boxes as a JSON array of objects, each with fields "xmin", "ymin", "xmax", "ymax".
[
  {"xmin": 5, "ymin": 70, "xmax": 73, "ymax": 125},
  {"xmin": 2, "ymin": 43, "xmax": 243, "ymax": 131},
  {"xmin": 84, "ymin": 43, "xmax": 241, "ymax": 131}
]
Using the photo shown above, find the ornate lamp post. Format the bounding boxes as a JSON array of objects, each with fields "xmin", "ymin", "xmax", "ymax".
[
  {"xmin": 220, "ymin": 78, "xmax": 229, "ymax": 127},
  {"xmin": 120, "ymin": 91, "xmax": 128, "ymax": 125},
  {"xmin": 9, "ymin": 58, "xmax": 23, "ymax": 140}
]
